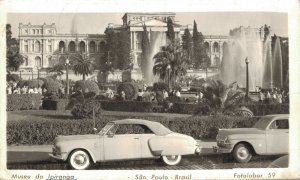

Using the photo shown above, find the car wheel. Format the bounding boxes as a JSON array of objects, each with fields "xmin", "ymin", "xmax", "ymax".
[
  {"xmin": 162, "ymin": 155, "xmax": 182, "ymax": 166},
  {"xmin": 68, "ymin": 150, "xmax": 92, "ymax": 170},
  {"xmin": 233, "ymin": 143, "xmax": 252, "ymax": 163}
]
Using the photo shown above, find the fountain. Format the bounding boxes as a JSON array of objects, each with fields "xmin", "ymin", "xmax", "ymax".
[
  {"xmin": 141, "ymin": 31, "xmax": 167, "ymax": 85},
  {"xmin": 221, "ymin": 26, "xmax": 283, "ymax": 91}
]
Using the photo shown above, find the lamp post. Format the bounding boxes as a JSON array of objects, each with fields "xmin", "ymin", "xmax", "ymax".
[
  {"xmin": 65, "ymin": 57, "xmax": 70, "ymax": 95},
  {"xmin": 36, "ymin": 66, "xmax": 41, "ymax": 88},
  {"xmin": 19, "ymin": 70, "xmax": 22, "ymax": 79},
  {"xmin": 167, "ymin": 65, "xmax": 171, "ymax": 89},
  {"xmin": 245, "ymin": 57, "xmax": 249, "ymax": 101}
]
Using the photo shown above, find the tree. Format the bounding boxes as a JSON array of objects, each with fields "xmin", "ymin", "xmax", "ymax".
[
  {"xmin": 6, "ymin": 24, "xmax": 24, "ymax": 72},
  {"xmin": 166, "ymin": 17, "xmax": 175, "ymax": 44},
  {"xmin": 72, "ymin": 53, "xmax": 94, "ymax": 80},
  {"xmin": 195, "ymin": 80, "xmax": 253, "ymax": 117},
  {"xmin": 153, "ymin": 42, "xmax": 189, "ymax": 88},
  {"xmin": 192, "ymin": 20, "xmax": 209, "ymax": 69},
  {"xmin": 141, "ymin": 24, "xmax": 151, "ymax": 80},
  {"xmin": 104, "ymin": 28, "xmax": 119, "ymax": 68},
  {"xmin": 181, "ymin": 28, "xmax": 193, "ymax": 63},
  {"xmin": 117, "ymin": 31, "xmax": 131, "ymax": 69}
]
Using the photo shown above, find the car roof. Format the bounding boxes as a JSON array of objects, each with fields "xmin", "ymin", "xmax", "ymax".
[{"xmin": 111, "ymin": 119, "xmax": 172, "ymax": 136}]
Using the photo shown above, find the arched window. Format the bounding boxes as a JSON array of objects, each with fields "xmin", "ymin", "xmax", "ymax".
[
  {"xmin": 99, "ymin": 41, "xmax": 106, "ymax": 52},
  {"xmin": 35, "ymin": 56, "xmax": 42, "ymax": 67},
  {"xmin": 213, "ymin": 42, "xmax": 219, "ymax": 53},
  {"xmin": 137, "ymin": 53, "xmax": 142, "ymax": 67},
  {"xmin": 35, "ymin": 41, "xmax": 41, "ymax": 52},
  {"xmin": 59, "ymin": 41, "xmax": 65, "ymax": 53},
  {"xmin": 204, "ymin": 42, "xmax": 210, "ymax": 53},
  {"xmin": 79, "ymin": 41, "xmax": 86, "ymax": 52},
  {"xmin": 89, "ymin": 41, "xmax": 96, "ymax": 53},
  {"xmin": 24, "ymin": 57, "xmax": 28, "ymax": 66},
  {"xmin": 68, "ymin": 41, "xmax": 76, "ymax": 52}
]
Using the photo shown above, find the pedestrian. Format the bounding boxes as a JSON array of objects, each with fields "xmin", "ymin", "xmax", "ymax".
[
  {"xmin": 163, "ymin": 89, "xmax": 168, "ymax": 100},
  {"xmin": 277, "ymin": 92, "xmax": 282, "ymax": 104},
  {"xmin": 258, "ymin": 91, "xmax": 264, "ymax": 102},
  {"xmin": 121, "ymin": 91, "xmax": 126, "ymax": 100},
  {"xmin": 175, "ymin": 90, "xmax": 181, "ymax": 97},
  {"xmin": 265, "ymin": 91, "xmax": 271, "ymax": 104},
  {"xmin": 137, "ymin": 89, "xmax": 143, "ymax": 101}
]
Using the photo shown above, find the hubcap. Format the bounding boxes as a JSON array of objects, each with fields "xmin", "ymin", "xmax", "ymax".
[
  {"xmin": 74, "ymin": 154, "xmax": 86, "ymax": 165},
  {"xmin": 237, "ymin": 147, "xmax": 249, "ymax": 159},
  {"xmin": 166, "ymin": 155, "xmax": 177, "ymax": 161}
]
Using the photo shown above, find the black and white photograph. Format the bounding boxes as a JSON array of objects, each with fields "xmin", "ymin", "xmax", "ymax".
[{"xmin": 1, "ymin": 0, "xmax": 299, "ymax": 179}]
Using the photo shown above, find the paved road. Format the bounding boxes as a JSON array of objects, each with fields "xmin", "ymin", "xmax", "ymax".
[{"xmin": 7, "ymin": 141, "xmax": 279, "ymax": 170}]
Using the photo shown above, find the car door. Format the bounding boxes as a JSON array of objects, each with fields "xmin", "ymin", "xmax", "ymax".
[
  {"xmin": 103, "ymin": 124, "xmax": 141, "ymax": 161},
  {"xmin": 138, "ymin": 125, "xmax": 156, "ymax": 158},
  {"xmin": 266, "ymin": 119, "xmax": 289, "ymax": 154}
]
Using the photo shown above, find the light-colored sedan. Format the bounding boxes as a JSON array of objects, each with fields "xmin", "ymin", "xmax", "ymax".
[
  {"xmin": 49, "ymin": 119, "xmax": 201, "ymax": 169},
  {"xmin": 213, "ymin": 114, "xmax": 289, "ymax": 163}
]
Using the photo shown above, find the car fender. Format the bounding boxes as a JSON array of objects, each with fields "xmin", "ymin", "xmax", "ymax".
[
  {"xmin": 148, "ymin": 136, "xmax": 195, "ymax": 156},
  {"xmin": 230, "ymin": 139, "xmax": 266, "ymax": 154}
]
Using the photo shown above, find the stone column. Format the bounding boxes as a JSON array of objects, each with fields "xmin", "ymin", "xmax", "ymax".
[
  {"xmin": 20, "ymin": 39, "xmax": 23, "ymax": 52},
  {"xmin": 130, "ymin": 31, "xmax": 133, "ymax": 49},
  {"xmin": 133, "ymin": 32, "xmax": 136, "ymax": 50}
]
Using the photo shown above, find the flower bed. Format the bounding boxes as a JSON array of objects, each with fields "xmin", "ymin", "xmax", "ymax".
[
  {"xmin": 7, "ymin": 94, "xmax": 42, "ymax": 111},
  {"xmin": 7, "ymin": 115, "xmax": 260, "ymax": 145}
]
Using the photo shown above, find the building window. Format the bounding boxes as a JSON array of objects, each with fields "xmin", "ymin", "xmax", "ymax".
[
  {"xmin": 48, "ymin": 45, "xmax": 52, "ymax": 52},
  {"xmin": 213, "ymin": 42, "xmax": 219, "ymax": 53},
  {"xmin": 25, "ymin": 57, "xmax": 28, "ymax": 66},
  {"xmin": 89, "ymin": 41, "xmax": 96, "ymax": 53},
  {"xmin": 79, "ymin": 41, "xmax": 86, "ymax": 52},
  {"xmin": 137, "ymin": 53, "xmax": 142, "ymax": 67},
  {"xmin": 35, "ymin": 56, "xmax": 42, "ymax": 67},
  {"xmin": 136, "ymin": 33, "xmax": 142, "ymax": 51},
  {"xmin": 35, "ymin": 41, "xmax": 41, "ymax": 52},
  {"xmin": 33, "ymin": 29, "xmax": 35, "ymax": 34},
  {"xmin": 99, "ymin": 41, "xmax": 106, "ymax": 52},
  {"xmin": 24, "ymin": 40, "xmax": 28, "ymax": 53},
  {"xmin": 59, "ymin": 41, "xmax": 65, "ymax": 53},
  {"xmin": 68, "ymin": 41, "xmax": 76, "ymax": 52},
  {"xmin": 204, "ymin": 42, "xmax": 210, "ymax": 53}
]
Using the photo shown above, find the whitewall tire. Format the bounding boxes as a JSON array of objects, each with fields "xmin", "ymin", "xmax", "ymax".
[
  {"xmin": 68, "ymin": 150, "xmax": 92, "ymax": 170},
  {"xmin": 162, "ymin": 155, "xmax": 182, "ymax": 166},
  {"xmin": 233, "ymin": 143, "xmax": 252, "ymax": 163}
]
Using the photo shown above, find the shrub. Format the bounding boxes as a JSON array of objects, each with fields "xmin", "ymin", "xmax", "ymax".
[
  {"xmin": 7, "ymin": 94, "xmax": 42, "ymax": 111},
  {"xmin": 100, "ymin": 100, "xmax": 158, "ymax": 112},
  {"xmin": 43, "ymin": 80, "xmax": 62, "ymax": 95},
  {"xmin": 6, "ymin": 114, "xmax": 260, "ymax": 145},
  {"xmin": 71, "ymin": 100, "xmax": 102, "ymax": 119},
  {"xmin": 117, "ymin": 82, "xmax": 138, "ymax": 100},
  {"xmin": 74, "ymin": 80, "xmax": 99, "ymax": 95},
  {"xmin": 17, "ymin": 80, "xmax": 28, "ymax": 87},
  {"xmin": 243, "ymin": 103, "xmax": 289, "ymax": 116},
  {"xmin": 25, "ymin": 79, "xmax": 44, "ymax": 88},
  {"xmin": 42, "ymin": 99, "xmax": 68, "ymax": 110},
  {"xmin": 7, "ymin": 74, "xmax": 20, "ymax": 82},
  {"xmin": 153, "ymin": 82, "xmax": 169, "ymax": 92}
]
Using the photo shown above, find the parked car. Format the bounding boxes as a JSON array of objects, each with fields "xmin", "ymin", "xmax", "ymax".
[
  {"xmin": 268, "ymin": 155, "xmax": 289, "ymax": 168},
  {"xmin": 213, "ymin": 114, "xmax": 289, "ymax": 163},
  {"xmin": 49, "ymin": 119, "xmax": 201, "ymax": 170}
]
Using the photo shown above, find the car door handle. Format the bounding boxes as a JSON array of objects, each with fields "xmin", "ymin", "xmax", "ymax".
[{"xmin": 134, "ymin": 137, "xmax": 139, "ymax": 140}]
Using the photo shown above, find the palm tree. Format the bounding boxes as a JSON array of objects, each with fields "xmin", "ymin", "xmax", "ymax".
[
  {"xmin": 71, "ymin": 53, "xmax": 94, "ymax": 80},
  {"xmin": 153, "ymin": 42, "xmax": 188, "ymax": 88},
  {"xmin": 198, "ymin": 80, "xmax": 253, "ymax": 117},
  {"xmin": 48, "ymin": 62, "xmax": 65, "ymax": 76}
]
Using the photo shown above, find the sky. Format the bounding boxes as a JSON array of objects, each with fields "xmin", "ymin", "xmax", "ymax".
[{"xmin": 7, "ymin": 12, "xmax": 288, "ymax": 38}]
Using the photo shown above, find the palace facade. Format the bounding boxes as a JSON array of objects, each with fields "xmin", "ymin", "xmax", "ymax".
[{"xmin": 18, "ymin": 12, "xmax": 267, "ymax": 81}]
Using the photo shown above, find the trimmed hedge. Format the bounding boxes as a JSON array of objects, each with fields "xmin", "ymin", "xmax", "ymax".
[
  {"xmin": 74, "ymin": 80, "xmax": 99, "ymax": 95},
  {"xmin": 100, "ymin": 100, "xmax": 158, "ymax": 112},
  {"xmin": 42, "ymin": 99, "xmax": 68, "ymax": 110},
  {"xmin": 7, "ymin": 115, "xmax": 260, "ymax": 145},
  {"xmin": 7, "ymin": 94, "xmax": 42, "ymax": 111},
  {"xmin": 243, "ymin": 103, "xmax": 289, "ymax": 116},
  {"xmin": 43, "ymin": 80, "xmax": 62, "ymax": 94}
]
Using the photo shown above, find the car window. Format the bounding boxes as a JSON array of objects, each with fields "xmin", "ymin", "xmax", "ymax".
[
  {"xmin": 269, "ymin": 119, "xmax": 289, "ymax": 129},
  {"xmin": 115, "ymin": 124, "xmax": 154, "ymax": 134}
]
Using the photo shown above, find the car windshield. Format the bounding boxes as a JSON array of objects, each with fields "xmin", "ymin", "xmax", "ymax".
[
  {"xmin": 99, "ymin": 123, "xmax": 114, "ymax": 135},
  {"xmin": 253, "ymin": 117, "xmax": 272, "ymax": 129}
]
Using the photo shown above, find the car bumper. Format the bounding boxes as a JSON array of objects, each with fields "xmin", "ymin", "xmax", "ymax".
[
  {"xmin": 195, "ymin": 147, "xmax": 202, "ymax": 154},
  {"xmin": 212, "ymin": 146, "xmax": 231, "ymax": 154},
  {"xmin": 49, "ymin": 153, "xmax": 68, "ymax": 161}
]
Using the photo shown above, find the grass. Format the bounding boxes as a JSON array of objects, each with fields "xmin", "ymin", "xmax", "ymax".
[{"xmin": 7, "ymin": 110, "xmax": 192, "ymax": 122}]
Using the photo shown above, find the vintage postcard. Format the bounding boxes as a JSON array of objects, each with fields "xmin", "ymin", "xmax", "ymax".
[{"xmin": 1, "ymin": 0, "xmax": 299, "ymax": 179}]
